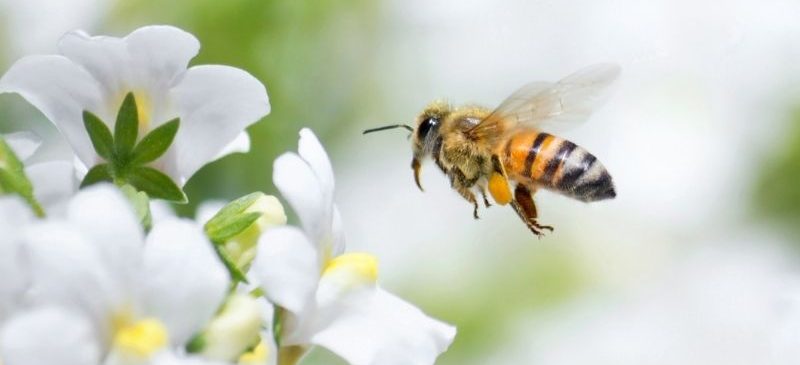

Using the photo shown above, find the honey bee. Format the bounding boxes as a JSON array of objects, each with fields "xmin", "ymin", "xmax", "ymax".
[{"xmin": 364, "ymin": 64, "xmax": 619, "ymax": 237}]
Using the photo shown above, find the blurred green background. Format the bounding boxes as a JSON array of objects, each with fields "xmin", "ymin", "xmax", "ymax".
[{"xmin": 2, "ymin": 0, "xmax": 800, "ymax": 363}]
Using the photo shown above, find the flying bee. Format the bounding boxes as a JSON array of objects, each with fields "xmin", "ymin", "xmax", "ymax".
[{"xmin": 364, "ymin": 64, "xmax": 619, "ymax": 237}]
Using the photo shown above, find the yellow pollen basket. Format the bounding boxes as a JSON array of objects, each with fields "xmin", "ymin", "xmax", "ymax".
[
  {"xmin": 323, "ymin": 253, "xmax": 379, "ymax": 284},
  {"xmin": 114, "ymin": 318, "xmax": 168, "ymax": 359},
  {"xmin": 488, "ymin": 172, "xmax": 512, "ymax": 205},
  {"xmin": 238, "ymin": 341, "xmax": 268, "ymax": 364}
]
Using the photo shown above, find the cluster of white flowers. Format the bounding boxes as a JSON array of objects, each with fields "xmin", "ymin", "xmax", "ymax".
[{"xmin": 0, "ymin": 25, "xmax": 455, "ymax": 365}]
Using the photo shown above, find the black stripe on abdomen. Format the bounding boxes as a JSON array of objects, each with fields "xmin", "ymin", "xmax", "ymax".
[{"xmin": 523, "ymin": 133, "xmax": 550, "ymax": 177}]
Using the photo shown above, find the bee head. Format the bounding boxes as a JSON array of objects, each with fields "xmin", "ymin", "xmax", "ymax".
[{"xmin": 412, "ymin": 101, "xmax": 450, "ymax": 160}]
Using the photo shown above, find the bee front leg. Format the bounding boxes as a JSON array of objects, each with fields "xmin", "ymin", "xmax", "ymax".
[
  {"xmin": 510, "ymin": 184, "xmax": 554, "ymax": 237},
  {"xmin": 449, "ymin": 169, "xmax": 480, "ymax": 219}
]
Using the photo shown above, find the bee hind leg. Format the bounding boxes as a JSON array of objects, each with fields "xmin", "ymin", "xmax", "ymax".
[
  {"xmin": 479, "ymin": 187, "xmax": 492, "ymax": 208},
  {"xmin": 511, "ymin": 184, "xmax": 554, "ymax": 237}
]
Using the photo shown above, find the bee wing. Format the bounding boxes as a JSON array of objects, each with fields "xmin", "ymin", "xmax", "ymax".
[{"xmin": 468, "ymin": 63, "xmax": 621, "ymax": 143}]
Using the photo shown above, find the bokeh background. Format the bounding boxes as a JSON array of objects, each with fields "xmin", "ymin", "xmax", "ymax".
[{"xmin": 3, "ymin": 0, "xmax": 800, "ymax": 363}]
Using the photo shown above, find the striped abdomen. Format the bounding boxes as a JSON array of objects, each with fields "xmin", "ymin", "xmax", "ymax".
[{"xmin": 500, "ymin": 130, "xmax": 616, "ymax": 202}]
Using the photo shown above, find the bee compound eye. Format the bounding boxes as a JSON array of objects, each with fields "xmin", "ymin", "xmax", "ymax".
[{"xmin": 418, "ymin": 117, "xmax": 439, "ymax": 138}]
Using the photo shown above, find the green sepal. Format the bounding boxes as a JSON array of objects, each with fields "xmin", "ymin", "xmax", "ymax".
[
  {"xmin": 213, "ymin": 243, "xmax": 249, "ymax": 283},
  {"xmin": 120, "ymin": 184, "xmax": 152, "ymax": 231},
  {"xmin": 80, "ymin": 163, "xmax": 113, "ymax": 188},
  {"xmin": 114, "ymin": 92, "xmax": 139, "ymax": 160},
  {"xmin": 0, "ymin": 137, "xmax": 44, "ymax": 217},
  {"xmin": 185, "ymin": 333, "xmax": 206, "ymax": 354},
  {"xmin": 130, "ymin": 118, "xmax": 179, "ymax": 165},
  {"xmin": 126, "ymin": 166, "xmax": 187, "ymax": 203},
  {"xmin": 82, "ymin": 111, "xmax": 114, "ymax": 160},
  {"xmin": 206, "ymin": 212, "xmax": 261, "ymax": 244},
  {"xmin": 204, "ymin": 192, "xmax": 266, "ymax": 242}
]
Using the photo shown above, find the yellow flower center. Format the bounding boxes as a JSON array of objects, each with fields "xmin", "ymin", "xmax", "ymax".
[
  {"xmin": 113, "ymin": 318, "xmax": 168, "ymax": 359},
  {"xmin": 238, "ymin": 341, "xmax": 268, "ymax": 364},
  {"xmin": 323, "ymin": 252, "xmax": 379, "ymax": 285},
  {"xmin": 133, "ymin": 91, "xmax": 153, "ymax": 134}
]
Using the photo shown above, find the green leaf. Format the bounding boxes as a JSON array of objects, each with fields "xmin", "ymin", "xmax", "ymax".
[
  {"xmin": 185, "ymin": 333, "xmax": 206, "ymax": 353},
  {"xmin": 114, "ymin": 92, "xmax": 139, "ymax": 159},
  {"xmin": 0, "ymin": 138, "xmax": 44, "ymax": 217},
  {"xmin": 130, "ymin": 118, "xmax": 179, "ymax": 165},
  {"xmin": 82, "ymin": 111, "xmax": 114, "ymax": 159},
  {"xmin": 206, "ymin": 212, "xmax": 261, "ymax": 244},
  {"xmin": 80, "ymin": 164, "xmax": 112, "ymax": 188},
  {"xmin": 204, "ymin": 192, "xmax": 264, "ymax": 227},
  {"xmin": 120, "ymin": 184, "xmax": 152, "ymax": 231},
  {"xmin": 213, "ymin": 243, "xmax": 249, "ymax": 283},
  {"xmin": 126, "ymin": 166, "xmax": 186, "ymax": 203}
]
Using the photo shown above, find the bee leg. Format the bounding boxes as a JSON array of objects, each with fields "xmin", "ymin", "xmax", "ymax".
[
  {"xmin": 479, "ymin": 187, "xmax": 492, "ymax": 208},
  {"xmin": 511, "ymin": 184, "xmax": 554, "ymax": 237},
  {"xmin": 450, "ymin": 169, "xmax": 480, "ymax": 219}
]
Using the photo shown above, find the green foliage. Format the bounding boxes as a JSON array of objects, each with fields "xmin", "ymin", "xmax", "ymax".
[
  {"xmin": 83, "ymin": 111, "xmax": 114, "ymax": 159},
  {"xmin": 131, "ymin": 118, "xmax": 180, "ymax": 165},
  {"xmin": 204, "ymin": 192, "xmax": 265, "ymax": 241},
  {"xmin": 0, "ymin": 137, "xmax": 43, "ymax": 216},
  {"xmin": 120, "ymin": 184, "xmax": 153, "ymax": 230},
  {"xmin": 754, "ymin": 110, "xmax": 800, "ymax": 234},
  {"xmin": 107, "ymin": 0, "xmax": 382, "ymax": 216},
  {"xmin": 114, "ymin": 92, "xmax": 139, "ymax": 159},
  {"xmin": 81, "ymin": 93, "xmax": 185, "ymax": 202}
]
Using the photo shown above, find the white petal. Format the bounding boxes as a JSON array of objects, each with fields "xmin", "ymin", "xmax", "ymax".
[
  {"xmin": 3, "ymin": 131, "xmax": 41, "ymax": 161},
  {"xmin": 213, "ymin": 131, "xmax": 251, "ymax": 162},
  {"xmin": 330, "ymin": 205, "xmax": 346, "ymax": 257},
  {"xmin": 0, "ymin": 197, "xmax": 33, "ymax": 320},
  {"xmin": 0, "ymin": 54, "xmax": 103, "ymax": 165},
  {"xmin": 309, "ymin": 287, "xmax": 456, "ymax": 365},
  {"xmin": 0, "ymin": 307, "xmax": 100, "ymax": 365},
  {"xmin": 297, "ymin": 128, "xmax": 334, "ymax": 208},
  {"xmin": 142, "ymin": 218, "xmax": 229, "ymax": 346},
  {"xmin": 168, "ymin": 65, "xmax": 269, "ymax": 184},
  {"xmin": 252, "ymin": 226, "xmax": 319, "ymax": 316},
  {"xmin": 58, "ymin": 30, "xmax": 130, "ymax": 107},
  {"xmin": 272, "ymin": 152, "xmax": 327, "ymax": 244},
  {"xmin": 124, "ymin": 25, "xmax": 200, "ymax": 91},
  {"xmin": 67, "ymin": 184, "xmax": 144, "ymax": 292},
  {"xmin": 150, "ymin": 200, "xmax": 177, "ymax": 224},
  {"xmin": 23, "ymin": 222, "xmax": 118, "ymax": 337},
  {"xmin": 25, "ymin": 160, "xmax": 78, "ymax": 215}
]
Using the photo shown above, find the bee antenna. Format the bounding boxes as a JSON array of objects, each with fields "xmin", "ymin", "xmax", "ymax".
[{"xmin": 363, "ymin": 124, "xmax": 414, "ymax": 135}]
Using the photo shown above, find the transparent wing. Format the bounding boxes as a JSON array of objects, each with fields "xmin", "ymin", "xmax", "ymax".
[{"xmin": 468, "ymin": 63, "xmax": 621, "ymax": 143}]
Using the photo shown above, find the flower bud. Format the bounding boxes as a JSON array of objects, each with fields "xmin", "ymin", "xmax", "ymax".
[{"xmin": 200, "ymin": 295, "xmax": 263, "ymax": 362}]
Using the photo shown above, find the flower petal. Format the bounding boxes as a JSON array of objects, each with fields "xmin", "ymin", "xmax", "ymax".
[
  {"xmin": 124, "ymin": 25, "xmax": 200, "ymax": 90},
  {"xmin": 4, "ymin": 131, "xmax": 41, "ymax": 161},
  {"xmin": 23, "ymin": 222, "xmax": 119, "ymax": 337},
  {"xmin": 25, "ymin": 161, "xmax": 78, "ymax": 214},
  {"xmin": 0, "ymin": 54, "xmax": 103, "ymax": 165},
  {"xmin": 309, "ymin": 287, "xmax": 456, "ymax": 365},
  {"xmin": 252, "ymin": 226, "xmax": 319, "ymax": 316},
  {"xmin": 213, "ymin": 131, "xmax": 251, "ymax": 162},
  {"xmin": 168, "ymin": 65, "xmax": 269, "ymax": 184},
  {"xmin": 67, "ymin": 184, "xmax": 144, "ymax": 291},
  {"xmin": 142, "ymin": 218, "xmax": 229, "ymax": 346},
  {"xmin": 272, "ymin": 152, "xmax": 327, "ymax": 244},
  {"xmin": 58, "ymin": 30, "xmax": 130, "ymax": 109},
  {"xmin": 0, "ymin": 197, "xmax": 33, "ymax": 320},
  {"xmin": 0, "ymin": 307, "xmax": 100, "ymax": 365},
  {"xmin": 297, "ymin": 128, "xmax": 334, "ymax": 208}
]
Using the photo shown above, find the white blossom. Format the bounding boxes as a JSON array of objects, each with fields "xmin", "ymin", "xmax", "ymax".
[
  {"xmin": 0, "ymin": 25, "xmax": 269, "ymax": 186},
  {"xmin": 252, "ymin": 128, "xmax": 456, "ymax": 365}
]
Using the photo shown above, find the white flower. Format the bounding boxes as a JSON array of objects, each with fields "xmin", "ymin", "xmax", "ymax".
[
  {"xmin": 252, "ymin": 129, "xmax": 456, "ymax": 365},
  {"xmin": 0, "ymin": 25, "xmax": 269, "ymax": 186},
  {"xmin": 18, "ymin": 184, "xmax": 229, "ymax": 364},
  {"xmin": 0, "ymin": 196, "xmax": 35, "ymax": 322},
  {"xmin": 4, "ymin": 131, "xmax": 79, "ymax": 214}
]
